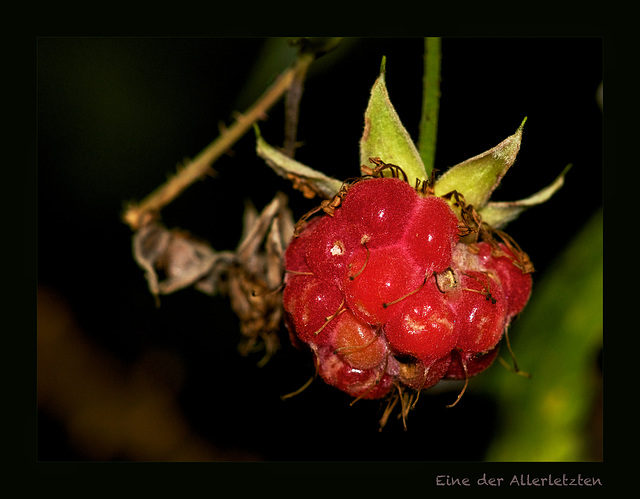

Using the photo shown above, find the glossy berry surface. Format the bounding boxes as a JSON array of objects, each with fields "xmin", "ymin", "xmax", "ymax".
[{"xmin": 283, "ymin": 177, "xmax": 533, "ymax": 401}]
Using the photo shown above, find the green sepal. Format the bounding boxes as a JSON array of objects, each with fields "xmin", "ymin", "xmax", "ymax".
[
  {"xmin": 434, "ymin": 118, "xmax": 527, "ymax": 212},
  {"xmin": 254, "ymin": 124, "xmax": 343, "ymax": 199},
  {"xmin": 479, "ymin": 164, "xmax": 572, "ymax": 229},
  {"xmin": 359, "ymin": 58, "xmax": 427, "ymax": 184}
]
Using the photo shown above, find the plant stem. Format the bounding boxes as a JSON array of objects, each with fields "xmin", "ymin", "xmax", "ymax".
[
  {"xmin": 122, "ymin": 55, "xmax": 305, "ymax": 231},
  {"xmin": 418, "ymin": 37, "xmax": 442, "ymax": 178},
  {"xmin": 283, "ymin": 53, "xmax": 314, "ymax": 158}
]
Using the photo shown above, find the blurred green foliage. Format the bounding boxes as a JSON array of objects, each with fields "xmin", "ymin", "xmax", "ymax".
[{"xmin": 476, "ymin": 209, "xmax": 603, "ymax": 461}]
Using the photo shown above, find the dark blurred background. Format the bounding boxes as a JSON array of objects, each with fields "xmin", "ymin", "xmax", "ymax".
[{"xmin": 36, "ymin": 37, "xmax": 602, "ymax": 462}]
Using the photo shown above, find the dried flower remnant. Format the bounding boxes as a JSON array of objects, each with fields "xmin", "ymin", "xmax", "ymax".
[
  {"xmin": 133, "ymin": 223, "xmax": 234, "ymax": 301},
  {"xmin": 132, "ymin": 193, "xmax": 294, "ymax": 365},
  {"xmin": 218, "ymin": 193, "xmax": 295, "ymax": 364}
]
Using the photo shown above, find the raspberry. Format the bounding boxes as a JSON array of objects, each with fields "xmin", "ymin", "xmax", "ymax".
[
  {"xmin": 313, "ymin": 344, "xmax": 394, "ymax": 400},
  {"xmin": 450, "ymin": 270, "xmax": 507, "ymax": 354},
  {"xmin": 282, "ymin": 273, "xmax": 343, "ymax": 345},
  {"xmin": 340, "ymin": 177, "xmax": 419, "ymax": 249},
  {"xmin": 282, "ymin": 175, "xmax": 533, "ymax": 408},
  {"xmin": 304, "ymin": 213, "xmax": 362, "ymax": 285},
  {"xmin": 330, "ymin": 311, "xmax": 387, "ymax": 370},
  {"xmin": 384, "ymin": 281, "xmax": 458, "ymax": 363},
  {"xmin": 343, "ymin": 244, "xmax": 424, "ymax": 325},
  {"xmin": 283, "ymin": 216, "xmax": 321, "ymax": 274},
  {"xmin": 445, "ymin": 346, "xmax": 500, "ymax": 380},
  {"xmin": 476, "ymin": 242, "xmax": 532, "ymax": 319},
  {"xmin": 404, "ymin": 195, "xmax": 460, "ymax": 272}
]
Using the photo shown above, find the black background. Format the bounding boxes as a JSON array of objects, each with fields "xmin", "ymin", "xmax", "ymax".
[{"xmin": 36, "ymin": 37, "xmax": 602, "ymax": 462}]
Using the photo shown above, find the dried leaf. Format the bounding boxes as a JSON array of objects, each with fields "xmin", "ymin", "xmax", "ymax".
[
  {"xmin": 255, "ymin": 124, "xmax": 343, "ymax": 199},
  {"xmin": 132, "ymin": 223, "xmax": 231, "ymax": 300},
  {"xmin": 434, "ymin": 118, "xmax": 527, "ymax": 212},
  {"xmin": 359, "ymin": 58, "xmax": 427, "ymax": 184},
  {"xmin": 478, "ymin": 164, "xmax": 572, "ymax": 229},
  {"xmin": 132, "ymin": 193, "xmax": 293, "ymax": 365},
  {"xmin": 237, "ymin": 193, "xmax": 285, "ymax": 263},
  {"xmin": 132, "ymin": 223, "xmax": 171, "ymax": 298},
  {"xmin": 266, "ymin": 214, "xmax": 290, "ymax": 288},
  {"xmin": 225, "ymin": 192, "xmax": 294, "ymax": 365}
]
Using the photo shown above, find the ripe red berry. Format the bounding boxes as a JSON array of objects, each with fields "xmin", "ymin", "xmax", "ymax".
[
  {"xmin": 304, "ymin": 213, "xmax": 362, "ymax": 286},
  {"xmin": 404, "ymin": 195, "xmax": 459, "ymax": 273},
  {"xmin": 282, "ymin": 273, "xmax": 343, "ymax": 345},
  {"xmin": 340, "ymin": 177, "xmax": 418, "ymax": 249},
  {"xmin": 445, "ymin": 346, "xmax": 500, "ymax": 380},
  {"xmin": 384, "ymin": 280, "xmax": 458, "ymax": 363},
  {"xmin": 343, "ymin": 244, "xmax": 424, "ymax": 325},
  {"xmin": 313, "ymin": 344, "xmax": 394, "ymax": 399},
  {"xmin": 450, "ymin": 270, "xmax": 507, "ymax": 354},
  {"xmin": 284, "ymin": 216, "xmax": 321, "ymax": 275},
  {"xmin": 282, "ymin": 175, "xmax": 533, "ymax": 407},
  {"xmin": 397, "ymin": 355, "xmax": 452, "ymax": 391},
  {"xmin": 330, "ymin": 311, "xmax": 388, "ymax": 370},
  {"xmin": 476, "ymin": 242, "xmax": 532, "ymax": 318}
]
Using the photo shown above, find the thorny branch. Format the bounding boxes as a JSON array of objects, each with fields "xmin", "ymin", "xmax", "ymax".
[
  {"xmin": 122, "ymin": 66, "xmax": 295, "ymax": 231},
  {"xmin": 127, "ymin": 39, "xmax": 341, "ymax": 363},
  {"xmin": 122, "ymin": 38, "xmax": 341, "ymax": 231}
]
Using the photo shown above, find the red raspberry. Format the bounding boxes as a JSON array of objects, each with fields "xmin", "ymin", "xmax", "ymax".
[
  {"xmin": 313, "ymin": 345, "xmax": 394, "ymax": 400},
  {"xmin": 444, "ymin": 346, "xmax": 500, "ymax": 380},
  {"xmin": 384, "ymin": 280, "xmax": 458, "ymax": 363},
  {"xmin": 304, "ymin": 213, "xmax": 362, "ymax": 286},
  {"xmin": 397, "ymin": 355, "xmax": 452, "ymax": 391},
  {"xmin": 340, "ymin": 177, "xmax": 419, "ymax": 249},
  {"xmin": 330, "ymin": 311, "xmax": 387, "ymax": 370},
  {"xmin": 450, "ymin": 270, "xmax": 507, "ymax": 354},
  {"xmin": 343, "ymin": 244, "xmax": 424, "ymax": 325},
  {"xmin": 404, "ymin": 195, "xmax": 460, "ymax": 273},
  {"xmin": 476, "ymin": 242, "xmax": 532, "ymax": 319},
  {"xmin": 282, "ymin": 176, "xmax": 533, "ymax": 406},
  {"xmin": 283, "ymin": 216, "xmax": 321, "ymax": 275},
  {"xmin": 282, "ymin": 273, "xmax": 343, "ymax": 346}
]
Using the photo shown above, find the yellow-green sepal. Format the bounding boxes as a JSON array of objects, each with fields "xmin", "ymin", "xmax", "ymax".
[
  {"xmin": 255, "ymin": 124, "xmax": 343, "ymax": 199},
  {"xmin": 434, "ymin": 118, "xmax": 527, "ymax": 212},
  {"xmin": 359, "ymin": 58, "xmax": 428, "ymax": 185}
]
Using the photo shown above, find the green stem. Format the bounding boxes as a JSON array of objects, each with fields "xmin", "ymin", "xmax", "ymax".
[{"xmin": 418, "ymin": 37, "xmax": 441, "ymax": 178}]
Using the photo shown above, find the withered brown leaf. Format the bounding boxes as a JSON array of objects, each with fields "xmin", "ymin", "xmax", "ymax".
[
  {"xmin": 132, "ymin": 223, "xmax": 234, "ymax": 302},
  {"xmin": 131, "ymin": 192, "xmax": 294, "ymax": 365},
  {"xmin": 221, "ymin": 192, "xmax": 294, "ymax": 365}
]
